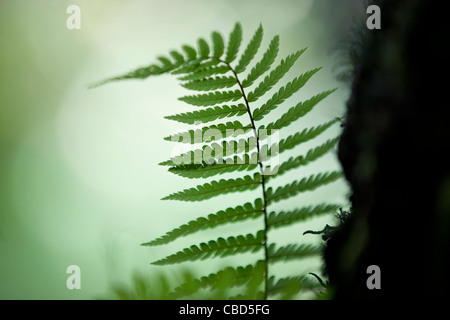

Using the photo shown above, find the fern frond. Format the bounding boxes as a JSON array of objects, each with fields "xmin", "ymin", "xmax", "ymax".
[
  {"xmin": 265, "ymin": 138, "xmax": 339, "ymax": 178},
  {"xmin": 169, "ymin": 262, "xmax": 264, "ymax": 299},
  {"xmin": 165, "ymin": 104, "xmax": 247, "ymax": 124},
  {"xmin": 179, "ymin": 90, "xmax": 242, "ymax": 107},
  {"xmin": 181, "ymin": 76, "xmax": 237, "ymax": 91},
  {"xmin": 89, "ymin": 64, "xmax": 168, "ymax": 88},
  {"xmin": 247, "ymin": 49, "xmax": 306, "ymax": 103},
  {"xmin": 264, "ymin": 89, "xmax": 337, "ymax": 131},
  {"xmin": 268, "ymin": 275, "xmax": 319, "ymax": 297},
  {"xmin": 177, "ymin": 65, "xmax": 230, "ymax": 81},
  {"xmin": 152, "ymin": 231, "xmax": 264, "ymax": 265},
  {"xmin": 268, "ymin": 203, "xmax": 341, "ymax": 230},
  {"xmin": 252, "ymin": 67, "xmax": 320, "ymax": 121},
  {"xmin": 197, "ymin": 38, "xmax": 210, "ymax": 58},
  {"xmin": 142, "ymin": 199, "xmax": 263, "ymax": 246},
  {"xmin": 159, "ymin": 137, "xmax": 258, "ymax": 166},
  {"xmin": 162, "ymin": 173, "xmax": 261, "ymax": 202},
  {"xmin": 164, "ymin": 120, "xmax": 250, "ymax": 144},
  {"xmin": 268, "ymin": 244, "xmax": 322, "ymax": 264},
  {"xmin": 266, "ymin": 171, "xmax": 342, "ymax": 204},
  {"xmin": 242, "ymin": 36, "xmax": 279, "ymax": 88},
  {"xmin": 235, "ymin": 24, "xmax": 263, "ymax": 74},
  {"xmin": 97, "ymin": 23, "xmax": 344, "ymax": 300},
  {"xmin": 168, "ymin": 154, "xmax": 259, "ymax": 179},
  {"xmin": 225, "ymin": 23, "xmax": 243, "ymax": 63},
  {"xmin": 212, "ymin": 31, "xmax": 225, "ymax": 58},
  {"xmin": 269, "ymin": 118, "xmax": 339, "ymax": 154}
]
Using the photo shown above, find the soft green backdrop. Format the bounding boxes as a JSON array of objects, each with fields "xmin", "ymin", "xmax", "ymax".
[{"xmin": 0, "ymin": 0, "xmax": 362, "ymax": 299}]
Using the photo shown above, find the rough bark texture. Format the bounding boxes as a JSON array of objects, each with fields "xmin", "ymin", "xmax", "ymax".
[{"xmin": 325, "ymin": 0, "xmax": 450, "ymax": 298}]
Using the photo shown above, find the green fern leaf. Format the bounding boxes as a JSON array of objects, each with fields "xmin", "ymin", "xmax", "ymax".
[
  {"xmin": 181, "ymin": 76, "xmax": 237, "ymax": 91},
  {"xmin": 162, "ymin": 173, "xmax": 261, "ymax": 202},
  {"xmin": 177, "ymin": 65, "xmax": 230, "ymax": 81},
  {"xmin": 152, "ymin": 231, "xmax": 264, "ymax": 265},
  {"xmin": 157, "ymin": 56, "xmax": 174, "ymax": 69},
  {"xmin": 89, "ymin": 64, "xmax": 166, "ymax": 88},
  {"xmin": 264, "ymin": 89, "xmax": 337, "ymax": 131},
  {"xmin": 212, "ymin": 31, "xmax": 225, "ymax": 58},
  {"xmin": 247, "ymin": 49, "xmax": 306, "ymax": 102},
  {"xmin": 168, "ymin": 154, "xmax": 259, "ymax": 178},
  {"xmin": 265, "ymin": 138, "xmax": 339, "ymax": 178},
  {"xmin": 269, "ymin": 118, "xmax": 339, "ymax": 154},
  {"xmin": 171, "ymin": 58, "xmax": 217, "ymax": 75},
  {"xmin": 182, "ymin": 45, "xmax": 197, "ymax": 60},
  {"xmin": 197, "ymin": 38, "xmax": 210, "ymax": 58},
  {"xmin": 160, "ymin": 137, "xmax": 258, "ymax": 166},
  {"xmin": 170, "ymin": 60, "xmax": 202, "ymax": 75},
  {"xmin": 169, "ymin": 262, "xmax": 264, "ymax": 299},
  {"xmin": 242, "ymin": 36, "xmax": 279, "ymax": 88},
  {"xmin": 252, "ymin": 67, "xmax": 320, "ymax": 121},
  {"xmin": 96, "ymin": 23, "xmax": 344, "ymax": 300},
  {"xmin": 266, "ymin": 171, "xmax": 342, "ymax": 204},
  {"xmin": 235, "ymin": 24, "xmax": 263, "ymax": 74},
  {"xmin": 142, "ymin": 199, "xmax": 263, "ymax": 246},
  {"xmin": 268, "ymin": 275, "xmax": 319, "ymax": 297},
  {"xmin": 164, "ymin": 120, "xmax": 251, "ymax": 144},
  {"xmin": 268, "ymin": 244, "xmax": 322, "ymax": 264},
  {"xmin": 267, "ymin": 203, "xmax": 341, "ymax": 229},
  {"xmin": 179, "ymin": 90, "xmax": 242, "ymax": 107},
  {"xmin": 225, "ymin": 23, "xmax": 243, "ymax": 63},
  {"xmin": 165, "ymin": 104, "xmax": 247, "ymax": 124},
  {"xmin": 170, "ymin": 50, "xmax": 185, "ymax": 65}
]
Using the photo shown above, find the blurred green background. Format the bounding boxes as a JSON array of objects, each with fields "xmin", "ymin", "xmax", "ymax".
[{"xmin": 0, "ymin": 0, "xmax": 362, "ymax": 299}]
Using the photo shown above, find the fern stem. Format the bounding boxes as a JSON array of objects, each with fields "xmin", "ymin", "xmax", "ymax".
[{"xmin": 216, "ymin": 57, "xmax": 270, "ymax": 300}]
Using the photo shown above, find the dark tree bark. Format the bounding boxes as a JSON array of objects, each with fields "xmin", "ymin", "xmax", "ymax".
[{"xmin": 325, "ymin": 0, "xmax": 450, "ymax": 299}]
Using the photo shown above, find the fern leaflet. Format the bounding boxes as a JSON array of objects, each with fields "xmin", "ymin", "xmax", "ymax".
[{"xmin": 152, "ymin": 232, "xmax": 264, "ymax": 265}]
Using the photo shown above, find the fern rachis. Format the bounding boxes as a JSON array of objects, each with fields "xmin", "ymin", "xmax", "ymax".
[{"xmin": 94, "ymin": 22, "xmax": 342, "ymax": 299}]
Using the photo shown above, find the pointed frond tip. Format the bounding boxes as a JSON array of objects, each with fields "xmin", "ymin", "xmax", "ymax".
[
  {"xmin": 151, "ymin": 231, "xmax": 264, "ymax": 265},
  {"xmin": 88, "ymin": 64, "xmax": 169, "ymax": 88},
  {"xmin": 88, "ymin": 49, "xmax": 208, "ymax": 89},
  {"xmin": 141, "ymin": 199, "xmax": 263, "ymax": 246}
]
